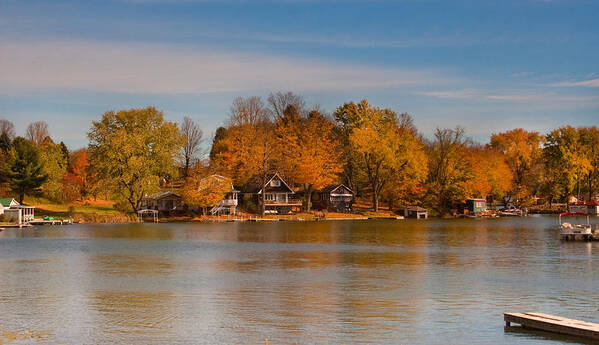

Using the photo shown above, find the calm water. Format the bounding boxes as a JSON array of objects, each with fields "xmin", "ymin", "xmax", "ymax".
[{"xmin": 1, "ymin": 216, "xmax": 598, "ymax": 345}]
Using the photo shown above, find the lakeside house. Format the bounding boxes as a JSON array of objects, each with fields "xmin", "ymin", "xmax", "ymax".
[
  {"xmin": 569, "ymin": 200, "xmax": 599, "ymax": 215},
  {"xmin": 240, "ymin": 173, "xmax": 301, "ymax": 214},
  {"xmin": 199, "ymin": 174, "xmax": 238, "ymax": 215},
  {"xmin": 141, "ymin": 191, "xmax": 185, "ymax": 215},
  {"xmin": 0, "ymin": 198, "xmax": 35, "ymax": 225},
  {"xmin": 404, "ymin": 206, "xmax": 428, "ymax": 219},
  {"xmin": 312, "ymin": 184, "xmax": 354, "ymax": 212},
  {"xmin": 141, "ymin": 175, "xmax": 239, "ymax": 215}
]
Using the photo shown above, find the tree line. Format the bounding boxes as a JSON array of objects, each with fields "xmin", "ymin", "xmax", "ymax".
[{"xmin": 1, "ymin": 93, "xmax": 598, "ymax": 216}]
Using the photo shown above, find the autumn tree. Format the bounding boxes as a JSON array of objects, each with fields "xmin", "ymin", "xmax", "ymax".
[
  {"xmin": 579, "ymin": 127, "xmax": 599, "ymax": 200},
  {"xmin": 38, "ymin": 138, "xmax": 69, "ymax": 202},
  {"xmin": 62, "ymin": 149, "xmax": 89, "ymax": 201},
  {"xmin": 426, "ymin": 127, "xmax": 472, "ymax": 213},
  {"xmin": 333, "ymin": 100, "xmax": 370, "ymax": 194},
  {"xmin": 180, "ymin": 116, "xmax": 204, "ymax": 178},
  {"xmin": 0, "ymin": 133, "xmax": 11, "ymax": 154},
  {"xmin": 182, "ymin": 172, "xmax": 232, "ymax": 214},
  {"xmin": 212, "ymin": 97, "xmax": 279, "ymax": 216},
  {"xmin": 0, "ymin": 119, "xmax": 15, "ymax": 140},
  {"xmin": 209, "ymin": 127, "xmax": 228, "ymax": 163},
  {"xmin": 267, "ymin": 91, "xmax": 306, "ymax": 120},
  {"xmin": 26, "ymin": 121, "xmax": 49, "ymax": 146},
  {"xmin": 2, "ymin": 137, "xmax": 48, "ymax": 203},
  {"xmin": 463, "ymin": 146, "xmax": 513, "ymax": 204},
  {"xmin": 543, "ymin": 126, "xmax": 592, "ymax": 201},
  {"xmin": 337, "ymin": 100, "xmax": 427, "ymax": 212},
  {"xmin": 88, "ymin": 107, "xmax": 182, "ymax": 212},
  {"xmin": 227, "ymin": 96, "xmax": 269, "ymax": 126},
  {"xmin": 490, "ymin": 128, "xmax": 542, "ymax": 204},
  {"xmin": 276, "ymin": 106, "xmax": 342, "ymax": 211}
]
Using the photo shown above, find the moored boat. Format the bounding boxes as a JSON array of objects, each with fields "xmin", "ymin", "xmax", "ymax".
[{"xmin": 559, "ymin": 212, "xmax": 592, "ymax": 241}]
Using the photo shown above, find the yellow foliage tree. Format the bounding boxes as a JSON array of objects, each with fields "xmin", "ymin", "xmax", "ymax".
[
  {"xmin": 347, "ymin": 100, "xmax": 427, "ymax": 212},
  {"xmin": 463, "ymin": 147, "xmax": 513, "ymax": 202},
  {"xmin": 88, "ymin": 107, "xmax": 182, "ymax": 212},
  {"xmin": 490, "ymin": 128, "xmax": 542, "ymax": 204}
]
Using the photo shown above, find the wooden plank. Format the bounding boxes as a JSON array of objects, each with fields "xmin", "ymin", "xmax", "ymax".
[{"xmin": 505, "ymin": 312, "xmax": 599, "ymax": 340}]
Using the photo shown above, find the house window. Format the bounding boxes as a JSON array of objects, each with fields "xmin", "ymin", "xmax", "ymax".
[
  {"xmin": 270, "ymin": 179, "xmax": 281, "ymax": 187},
  {"xmin": 265, "ymin": 193, "xmax": 275, "ymax": 201}
]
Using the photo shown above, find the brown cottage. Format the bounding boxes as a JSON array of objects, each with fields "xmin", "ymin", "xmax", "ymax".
[
  {"xmin": 240, "ymin": 173, "xmax": 301, "ymax": 214},
  {"xmin": 312, "ymin": 184, "xmax": 354, "ymax": 212},
  {"xmin": 141, "ymin": 191, "xmax": 184, "ymax": 215}
]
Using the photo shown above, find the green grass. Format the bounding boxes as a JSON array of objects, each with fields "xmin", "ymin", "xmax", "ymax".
[{"xmin": 21, "ymin": 197, "xmax": 129, "ymax": 222}]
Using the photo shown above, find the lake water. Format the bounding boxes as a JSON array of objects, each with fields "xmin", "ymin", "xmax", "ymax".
[{"xmin": 1, "ymin": 216, "xmax": 598, "ymax": 345}]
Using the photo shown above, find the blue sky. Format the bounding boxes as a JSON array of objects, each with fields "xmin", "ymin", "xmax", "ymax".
[{"xmin": 0, "ymin": 0, "xmax": 597, "ymax": 148}]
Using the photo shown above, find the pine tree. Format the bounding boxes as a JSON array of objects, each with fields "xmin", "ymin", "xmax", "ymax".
[{"xmin": 5, "ymin": 138, "xmax": 48, "ymax": 203}]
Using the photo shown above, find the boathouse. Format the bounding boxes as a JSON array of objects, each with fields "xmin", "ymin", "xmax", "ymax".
[
  {"xmin": 0, "ymin": 198, "xmax": 35, "ymax": 224},
  {"xmin": 403, "ymin": 206, "xmax": 428, "ymax": 219},
  {"xmin": 466, "ymin": 198, "xmax": 487, "ymax": 215}
]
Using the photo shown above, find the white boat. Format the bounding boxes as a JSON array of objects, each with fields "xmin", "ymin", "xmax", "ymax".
[
  {"xmin": 499, "ymin": 206, "xmax": 525, "ymax": 216},
  {"xmin": 559, "ymin": 212, "xmax": 592, "ymax": 240}
]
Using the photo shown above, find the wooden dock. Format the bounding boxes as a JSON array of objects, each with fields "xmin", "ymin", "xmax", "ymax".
[
  {"xmin": 504, "ymin": 312, "xmax": 599, "ymax": 340},
  {"xmin": 29, "ymin": 219, "xmax": 73, "ymax": 226}
]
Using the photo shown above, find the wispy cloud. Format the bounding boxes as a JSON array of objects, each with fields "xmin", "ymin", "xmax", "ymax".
[
  {"xmin": 0, "ymin": 38, "xmax": 454, "ymax": 95},
  {"xmin": 551, "ymin": 78, "xmax": 599, "ymax": 87},
  {"xmin": 419, "ymin": 89, "xmax": 540, "ymax": 102},
  {"xmin": 418, "ymin": 88, "xmax": 599, "ymax": 110}
]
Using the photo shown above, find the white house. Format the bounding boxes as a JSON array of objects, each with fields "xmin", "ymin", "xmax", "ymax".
[{"xmin": 0, "ymin": 198, "xmax": 35, "ymax": 224}]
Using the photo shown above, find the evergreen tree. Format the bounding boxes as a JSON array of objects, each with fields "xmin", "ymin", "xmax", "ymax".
[
  {"xmin": 4, "ymin": 138, "xmax": 48, "ymax": 203},
  {"xmin": 0, "ymin": 133, "xmax": 11, "ymax": 154}
]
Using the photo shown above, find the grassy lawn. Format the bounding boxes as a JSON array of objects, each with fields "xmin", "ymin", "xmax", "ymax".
[{"xmin": 20, "ymin": 198, "xmax": 132, "ymax": 223}]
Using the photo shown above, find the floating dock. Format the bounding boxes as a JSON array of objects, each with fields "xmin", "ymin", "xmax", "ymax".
[
  {"xmin": 29, "ymin": 219, "xmax": 73, "ymax": 226},
  {"xmin": 504, "ymin": 312, "xmax": 599, "ymax": 340}
]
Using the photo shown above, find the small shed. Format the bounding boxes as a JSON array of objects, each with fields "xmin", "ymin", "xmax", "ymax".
[
  {"xmin": 404, "ymin": 206, "xmax": 428, "ymax": 219},
  {"xmin": 466, "ymin": 198, "xmax": 487, "ymax": 214}
]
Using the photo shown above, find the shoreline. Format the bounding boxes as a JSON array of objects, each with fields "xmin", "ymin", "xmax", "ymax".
[{"xmin": 11, "ymin": 211, "xmax": 582, "ymax": 227}]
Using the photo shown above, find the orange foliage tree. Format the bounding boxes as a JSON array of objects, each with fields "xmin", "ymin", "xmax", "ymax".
[
  {"xmin": 342, "ymin": 100, "xmax": 427, "ymax": 212},
  {"xmin": 62, "ymin": 149, "xmax": 89, "ymax": 201},
  {"xmin": 211, "ymin": 98, "xmax": 278, "ymax": 216},
  {"xmin": 276, "ymin": 107, "xmax": 342, "ymax": 212},
  {"xmin": 182, "ymin": 172, "xmax": 233, "ymax": 214},
  {"xmin": 463, "ymin": 146, "xmax": 513, "ymax": 203},
  {"xmin": 490, "ymin": 128, "xmax": 542, "ymax": 204}
]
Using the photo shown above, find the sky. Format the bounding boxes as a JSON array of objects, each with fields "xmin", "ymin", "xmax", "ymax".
[{"xmin": 0, "ymin": 0, "xmax": 597, "ymax": 148}]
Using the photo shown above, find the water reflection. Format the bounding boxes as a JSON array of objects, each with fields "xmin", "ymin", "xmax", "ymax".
[{"xmin": 0, "ymin": 216, "xmax": 598, "ymax": 344}]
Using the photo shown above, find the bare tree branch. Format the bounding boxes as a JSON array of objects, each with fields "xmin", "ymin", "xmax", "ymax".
[
  {"xmin": 180, "ymin": 116, "xmax": 204, "ymax": 178},
  {"xmin": 26, "ymin": 121, "xmax": 49, "ymax": 146}
]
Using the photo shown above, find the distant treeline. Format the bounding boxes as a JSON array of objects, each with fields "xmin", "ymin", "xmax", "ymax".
[{"xmin": 0, "ymin": 92, "xmax": 597, "ymax": 215}]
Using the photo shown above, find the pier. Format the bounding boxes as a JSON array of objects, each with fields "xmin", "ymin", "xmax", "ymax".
[
  {"xmin": 29, "ymin": 219, "xmax": 73, "ymax": 226},
  {"xmin": 504, "ymin": 312, "xmax": 599, "ymax": 340}
]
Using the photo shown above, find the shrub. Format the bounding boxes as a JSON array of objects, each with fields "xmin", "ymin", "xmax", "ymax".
[
  {"xmin": 0, "ymin": 214, "xmax": 5, "ymax": 222},
  {"xmin": 113, "ymin": 200, "xmax": 131, "ymax": 213}
]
